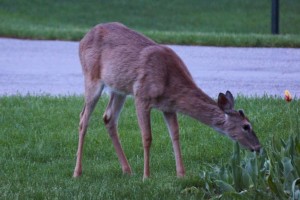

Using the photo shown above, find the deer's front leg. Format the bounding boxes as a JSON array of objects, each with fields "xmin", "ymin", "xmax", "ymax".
[
  {"xmin": 163, "ymin": 112, "xmax": 185, "ymax": 177},
  {"xmin": 135, "ymin": 99, "xmax": 152, "ymax": 179}
]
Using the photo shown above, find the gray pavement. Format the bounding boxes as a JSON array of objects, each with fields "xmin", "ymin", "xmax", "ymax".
[{"xmin": 0, "ymin": 38, "xmax": 299, "ymax": 97}]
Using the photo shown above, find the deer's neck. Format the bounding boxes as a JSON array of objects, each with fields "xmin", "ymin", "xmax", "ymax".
[{"xmin": 176, "ymin": 88, "xmax": 226, "ymax": 128}]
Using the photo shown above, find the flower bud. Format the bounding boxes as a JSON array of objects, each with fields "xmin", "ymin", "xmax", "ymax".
[{"xmin": 284, "ymin": 90, "xmax": 292, "ymax": 102}]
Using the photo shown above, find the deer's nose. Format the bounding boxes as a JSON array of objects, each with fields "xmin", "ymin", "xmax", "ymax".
[{"xmin": 251, "ymin": 145, "xmax": 261, "ymax": 153}]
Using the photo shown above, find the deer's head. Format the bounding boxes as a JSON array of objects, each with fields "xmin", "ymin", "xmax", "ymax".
[{"xmin": 215, "ymin": 91, "xmax": 261, "ymax": 152}]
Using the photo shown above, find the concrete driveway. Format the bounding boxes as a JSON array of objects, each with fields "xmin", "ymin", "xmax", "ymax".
[{"xmin": 0, "ymin": 38, "xmax": 299, "ymax": 97}]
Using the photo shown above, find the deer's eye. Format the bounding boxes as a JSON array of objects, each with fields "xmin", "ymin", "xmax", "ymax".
[{"xmin": 242, "ymin": 124, "xmax": 251, "ymax": 131}]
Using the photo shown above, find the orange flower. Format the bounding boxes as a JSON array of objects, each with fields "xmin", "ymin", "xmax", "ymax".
[{"xmin": 284, "ymin": 90, "xmax": 292, "ymax": 102}]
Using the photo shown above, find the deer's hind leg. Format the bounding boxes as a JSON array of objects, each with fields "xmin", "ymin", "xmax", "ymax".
[
  {"xmin": 103, "ymin": 92, "xmax": 132, "ymax": 174},
  {"xmin": 73, "ymin": 77, "xmax": 104, "ymax": 177}
]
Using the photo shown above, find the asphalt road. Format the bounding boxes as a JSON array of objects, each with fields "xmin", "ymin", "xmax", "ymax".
[{"xmin": 0, "ymin": 38, "xmax": 299, "ymax": 98}]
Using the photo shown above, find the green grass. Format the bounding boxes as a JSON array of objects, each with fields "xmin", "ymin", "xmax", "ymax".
[
  {"xmin": 0, "ymin": 0, "xmax": 300, "ymax": 47},
  {"xmin": 0, "ymin": 95, "xmax": 299, "ymax": 199}
]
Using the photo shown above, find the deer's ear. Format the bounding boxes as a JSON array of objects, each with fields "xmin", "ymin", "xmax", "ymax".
[
  {"xmin": 225, "ymin": 91, "xmax": 235, "ymax": 109},
  {"xmin": 218, "ymin": 93, "xmax": 233, "ymax": 112},
  {"xmin": 238, "ymin": 109, "xmax": 245, "ymax": 118}
]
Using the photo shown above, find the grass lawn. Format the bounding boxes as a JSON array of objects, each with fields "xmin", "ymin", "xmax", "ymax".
[
  {"xmin": 0, "ymin": 95, "xmax": 299, "ymax": 199},
  {"xmin": 0, "ymin": 0, "xmax": 300, "ymax": 47}
]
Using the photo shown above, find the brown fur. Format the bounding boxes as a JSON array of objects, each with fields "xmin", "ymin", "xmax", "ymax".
[{"xmin": 73, "ymin": 22, "xmax": 261, "ymax": 179}]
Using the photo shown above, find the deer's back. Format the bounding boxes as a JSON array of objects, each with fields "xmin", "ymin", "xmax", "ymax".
[{"xmin": 79, "ymin": 22, "xmax": 195, "ymax": 97}]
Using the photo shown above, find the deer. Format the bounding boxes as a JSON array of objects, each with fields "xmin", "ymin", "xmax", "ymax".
[{"xmin": 73, "ymin": 22, "xmax": 261, "ymax": 179}]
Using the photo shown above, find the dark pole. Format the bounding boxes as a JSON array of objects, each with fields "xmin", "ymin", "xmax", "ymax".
[{"xmin": 271, "ymin": 0, "xmax": 279, "ymax": 34}]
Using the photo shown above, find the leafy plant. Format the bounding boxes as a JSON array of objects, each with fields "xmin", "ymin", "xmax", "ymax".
[
  {"xmin": 189, "ymin": 92, "xmax": 300, "ymax": 199},
  {"xmin": 195, "ymin": 130, "xmax": 300, "ymax": 199}
]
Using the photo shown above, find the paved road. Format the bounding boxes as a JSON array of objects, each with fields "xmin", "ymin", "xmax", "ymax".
[{"xmin": 0, "ymin": 38, "xmax": 299, "ymax": 97}]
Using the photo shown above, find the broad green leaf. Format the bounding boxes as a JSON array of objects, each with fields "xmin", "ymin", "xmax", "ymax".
[
  {"xmin": 231, "ymin": 142, "xmax": 243, "ymax": 191},
  {"xmin": 215, "ymin": 180, "xmax": 236, "ymax": 193},
  {"xmin": 241, "ymin": 168, "xmax": 252, "ymax": 189},
  {"xmin": 281, "ymin": 138, "xmax": 287, "ymax": 148},
  {"xmin": 282, "ymin": 157, "xmax": 294, "ymax": 177},
  {"xmin": 294, "ymin": 156, "xmax": 300, "ymax": 176},
  {"xmin": 222, "ymin": 191, "xmax": 245, "ymax": 200},
  {"xmin": 292, "ymin": 178, "xmax": 300, "ymax": 200},
  {"xmin": 267, "ymin": 175, "xmax": 277, "ymax": 194},
  {"xmin": 267, "ymin": 174, "xmax": 287, "ymax": 199},
  {"xmin": 219, "ymin": 165, "xmax": 230, "ymax": 183},
  {"xmin": 295, "ymin": 138, "xmax": 300, "ymax": 154},
  {"xmin": 282, "ymin": 157, "xmax": 296, "ymax": 189},
  {"xmin": 272, "ymin": 136, "xmax": 281, "ymax": 153},
  {"xmin": 286, "ymin": 136, "xmax": 295, "ymax": 162},
  {"xmin": 245, "ymin": 153, "xmax": 258, "ymax": 187},
  {"xmin": 180, "ymin": 186, "xmax": 200, "ymax": 195}
]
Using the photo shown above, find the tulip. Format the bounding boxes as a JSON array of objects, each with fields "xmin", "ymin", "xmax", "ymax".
[{"xmin": 284, "ymin": 90, "xmax": 292, "ymax": 102}]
